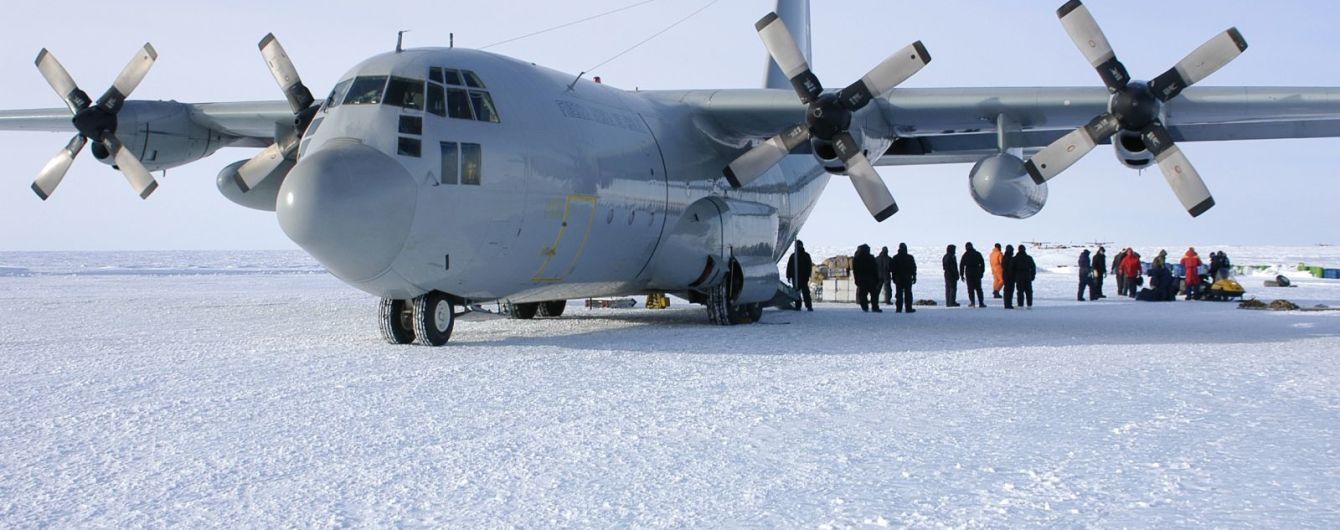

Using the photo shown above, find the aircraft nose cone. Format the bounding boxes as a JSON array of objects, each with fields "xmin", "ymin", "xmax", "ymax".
[{"xmin": 277, "ymin": 140, "xmax": 417, "ymax": 283}]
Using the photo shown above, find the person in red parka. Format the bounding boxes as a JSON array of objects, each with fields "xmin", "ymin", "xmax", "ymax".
[
  {"xmin": 1120, "ymin": 249, "xmax": 1142, "ymax": 299},
  {"xmin": 1181, "ymin": 247, "xmax": 1203, "ymax": 300}
]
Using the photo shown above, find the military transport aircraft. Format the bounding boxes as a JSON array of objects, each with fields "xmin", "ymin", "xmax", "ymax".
[{"xmin": 3, "ymin": 0, "xmax": 1340, "ymax": 345}]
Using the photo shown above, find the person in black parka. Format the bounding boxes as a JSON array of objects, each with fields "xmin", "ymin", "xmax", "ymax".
[
  {"xmin": 876, "ymin": 246, "xmax": 894, "ymax": 305},
  {"xmin": 942, "ymin": 244, "xmax": 961, "ymax": 307},
  {"xmin": 1077, "ymin": 249, "xmax": 1093, "ymax": 301},
  {"xmin": 1092, "ymin": 246, "xmax": 1107, "ymax": 299},
  {"xmin": 890, "ymin": 243, "xmax": 917, "ymax": 313},
  {"xmin": 1013, "ymin": 244, "xmax": 1037, "ymax": 308},
  {"xmin": 1002, "ymin": 245, "xmax": 1016, "ymax": 309},
  {"xmin": 786, "ymin": 240, "xmax": 814, "ymax": 311},
  {"xmin": 852, "ymin": 244, "xmax": 881, "ymax": 312},
  {"xmin": 959, "ymin": 242, "xmax": 986, "ymax": 307}
]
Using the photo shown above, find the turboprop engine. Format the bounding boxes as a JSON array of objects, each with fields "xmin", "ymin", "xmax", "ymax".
[
  {"xmin": 1112, "ymin": 130, "xmax": 1154, "ymax": 169},
  {"xmin": 969, "ymin": 154, "xmax": 1048, "ymax": 219}
]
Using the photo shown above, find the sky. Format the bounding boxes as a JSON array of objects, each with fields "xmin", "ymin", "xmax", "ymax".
[{"xmin": 1, "ymin": 0, "xmax": 1337, "ymax": 250}]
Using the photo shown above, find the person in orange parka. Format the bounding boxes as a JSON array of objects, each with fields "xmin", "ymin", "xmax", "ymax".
[
  {"xmin": 1181, "ymin": 247, "xmax": 1204, "ymax": 300},
  {"xmin": 990, "ymin": 243, "xmax": 1004, "ymax": 298},
  {"xmin": 1120, "ymin": 248, "xmax": 1143, "ymax": 299}
]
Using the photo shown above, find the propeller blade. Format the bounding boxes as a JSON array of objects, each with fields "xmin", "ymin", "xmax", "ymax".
[
  {"xmin": 1023, "ymin": 113, "xmax": 1121, "ymax": 184},
  {"xmin": 846, "ymin": 154, "xmax": 899, "ymax": 222},
  {"xmin": 97, "ymin": 43, "xmax": 157, "ymax": 113},
  {"xmin": 1056, "ymin": 0, "xmax": 1130, "ymax": 92},
  {"xmin": 723, "ymin": 124, "xmax": 810, "ymax": 188},
  {"xmin": 34, "ymin": 49, "xmax": 90, "ymax": 112},
  {"xmin": 755, "ymin": 12, "xmax": 822, "ymax": 104},
  {"xmin": 1142, "ymin": 125, "xmax": 1215, "ymax": 217},
  {"xmin": 831, "ymin": 132, "xmax": 897, "ymax": 221},
  {"xmin": 1150, "ymin": 28, "xmax": 1247, "ymax": 102},
  {"xmin": 838, "ymin": 41, "xmax": 931, "ymax": 111},
  {"xmin": 259, "ymin": 34, "xmax": 315, "ymax": 114},
  {"xmin": 235, "ymin": 143, "xmax": 291, "ymax": 193},
  {"xmin": 103, "ymin": 136, "xmax": 158, "ymax": 199},
  {"xmin": 32, "ymin": 134, "xmax": 87, "ymax": 200}
]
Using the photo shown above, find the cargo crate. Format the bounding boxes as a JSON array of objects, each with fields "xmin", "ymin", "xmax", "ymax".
[
  {"xmin": 1325, "ymin": 269, "xmax": 1340, "ymax": 280},
  {"xmin": 1310, "ymin": 266, "xmax": 1325, "ymax": 278}
]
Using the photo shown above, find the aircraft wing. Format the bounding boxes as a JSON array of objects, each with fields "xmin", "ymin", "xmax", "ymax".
[
  {"xmin": 673, "ymin": 86, "xmax": 1340, "ymax": 166},
  {"xmin": 0, "ymin": 100, "xmax": 292, "ymax": 142}
]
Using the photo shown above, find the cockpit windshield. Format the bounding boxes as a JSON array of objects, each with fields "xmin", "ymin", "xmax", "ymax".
[
  {"xmin": 343, "ymin": 76, "xmax": 389, "ymax": 105},
  {"xmin": 384, "ymin": 77, "xmax": 425, "ymax": 110}
]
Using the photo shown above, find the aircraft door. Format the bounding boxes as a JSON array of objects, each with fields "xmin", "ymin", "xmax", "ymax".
[{"xmin": 532, "ymin": 194, "xmax": 597, "ymax": 282}]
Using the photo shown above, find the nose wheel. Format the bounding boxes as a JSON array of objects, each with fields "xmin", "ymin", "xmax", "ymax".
[{"xmin": 380, "ymin": 292, "xmax": 456, "ymax": 346}]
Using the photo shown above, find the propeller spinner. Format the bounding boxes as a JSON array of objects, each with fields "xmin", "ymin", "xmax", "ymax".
[
  {"xmin": 723, "ymin": 12, "xmax": 931, "ymax": 222},
  {"xmin": 31, "ymin": 45, "xmax": 160, "ymax": 200},
  {"xmin": 1023, "ymin": 0, "xmax": 1247, "ymax": 217}
]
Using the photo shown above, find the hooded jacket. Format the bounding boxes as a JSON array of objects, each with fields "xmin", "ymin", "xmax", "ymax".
[
  {"xmin": 852, "ymin": 244, "xmax": 879, "ymax": 289},
  {"xmin": 890, "ymin": 243, "xmax": 917, "ymax": 284},
  {"xmin": 1181, "ymin": 250, "xmax": 1203, "ymax": 286}
]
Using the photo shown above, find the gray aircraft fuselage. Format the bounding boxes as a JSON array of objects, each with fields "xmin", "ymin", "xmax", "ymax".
[{"xmin": 282, "ymin": 48, "xmax": 841, "ymax": 304}]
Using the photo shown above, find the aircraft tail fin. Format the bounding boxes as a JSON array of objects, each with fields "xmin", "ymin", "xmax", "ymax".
[{"xmin": 763, "ymin": 0, "xmax": 811, "ymax": 90}]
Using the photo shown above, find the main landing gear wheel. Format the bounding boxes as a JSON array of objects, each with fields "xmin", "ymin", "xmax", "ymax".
[
  {"xmin": 509, "ymin": 302, "xmax": 539, "ymax": 320},
  {"xmin": 705, "ymin": 283, "xmax": 761, "ymax": 325},
  {"xmin": 411, "ymin": 291, "xmax": 455, "ymax": 346},
  {"xmin": 537, "ymin": 300, "xmax": 566, "ymax": 317},
  {"xmin": 378, "ymin": 298, "xmax": 415, "ymax": 344}
]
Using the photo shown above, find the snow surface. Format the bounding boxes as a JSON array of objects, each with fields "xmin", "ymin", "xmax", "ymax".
[{"xmin": 2, "ymin": 248, "xmax": 1340, "ymax": 527}]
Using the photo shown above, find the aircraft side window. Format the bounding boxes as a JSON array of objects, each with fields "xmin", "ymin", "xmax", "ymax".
[
  {"xmin": 385, "ymin": 77, "xmax": 425, "ymax": 111},
  {"xmin": 343, "ymin": 75, "xmax": 389, "ymax": 105},
  {"xmin": 444, "ymin": 69, "xmax": 463, "ymax": 86},
  {"xmin": 461, "ymin": 142, "xmax": 482, "ymax": 185},
  {"xmin": 468, "ymin": 91, "xmax": 500, "ymax": 123},
  {"xmin": 439, "ymin": 142, "xmax": 459, "ymax": 185},
  {"xmin": 398, "ymin": 137, "xmax": 421, "ymax": 158},
  {"xmin": 426, "ymin": 83, "xmax": 446, "ymax": 117},
  {"xmin": 446, "ymin": 88, "xmax": 475, "ymax": 120},
  {"xmin": 324, "ymin": 78, "xmax": 353, "ymax": 111},
  {"xmin": 463, "ymin": 70, "xmax": 486, "ymax": 89}
]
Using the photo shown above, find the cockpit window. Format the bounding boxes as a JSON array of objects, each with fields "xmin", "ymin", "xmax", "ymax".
[
  {"xmin": 324, "ymin": 78, "xmax": 353, "ymax": 110},
  {"xmin": 446, "ymin": 88, "xmax": 474, "ymax": 120},
  {"xmin": 444, "ymin": 69, "xmax": 463, "ymax": 86},
  {"xmin": 463, "ymin": 71, "xmax": 486, "ymax": 89},
  {"xmin": 384, "ymin": 76, "xmax": 425, "ymax": 110},
  {"xmin": 343, "ymin": 76, "xmax": 388, "ymax": 105},
  {"xmin": 429, "ymin": 67, "xmax": 445, "ymax": 84},
  {"xmin": 469, "ymin": 91, "xmax": 499, "ymax": 123}
]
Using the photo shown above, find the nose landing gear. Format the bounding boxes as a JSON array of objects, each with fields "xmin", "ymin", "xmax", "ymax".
[{"xmin": 379, "ymin": 292, "xmax": 456, "ymax": 346}]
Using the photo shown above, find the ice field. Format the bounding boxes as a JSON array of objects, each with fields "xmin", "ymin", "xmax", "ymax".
[{"xmin": 2, "ymin": 247, "xmax": 1339, "ymax": 527}]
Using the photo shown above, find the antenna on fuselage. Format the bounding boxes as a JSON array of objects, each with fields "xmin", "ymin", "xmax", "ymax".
[
  {"xmin": 396, "ymin": 30, "xmax": 410, "ymax": 53},
  {"xmin": 449, "ymin": 33, "xmax": 454, "ymax": 48}
]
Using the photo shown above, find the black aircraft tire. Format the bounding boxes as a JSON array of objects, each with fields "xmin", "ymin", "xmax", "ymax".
[
  {"xmin": 538, "ymin": 300, "xmax": 567, "ymax": 318},
  {"xmin": 411, "ymin": 291, "xmax": 455, "ymax": 346},
  {"xmin": 509, "ymin": 302, "xmax": 539, "ymax": 320},
  {"xmin": 378, "ymin": 298, "xmax": 415, "ymax": 344}
]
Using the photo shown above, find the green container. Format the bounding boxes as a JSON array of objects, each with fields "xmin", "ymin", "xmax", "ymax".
[
  {"xmin": 1298, "ymin": 263, "xmax": 1310, "ymax": 271},
  {"xmin": 1311, "ymin": 266, "xmax": 1325, "ymax": 278}
]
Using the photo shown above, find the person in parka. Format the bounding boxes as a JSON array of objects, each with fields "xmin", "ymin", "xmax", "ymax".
[
  {"xmin": 1120, "ymin": 249, "xmax": 1142, "ymax": 298},
  {"xmin": 876, "ymin": 246, "xmax": 895, "ymax": 305},
  {"xmin": 1077, "ymin": 249, "xmax": 1093, "ymax": 301},
  {"xmin": 959, "ymin": 242, "xmax": 986, "ymax": 307},
  {"xmin": 1092, "ymin": 246, "xmax": 1107, "ymax": 299},
  {"xmin": 942, "ymin": 244, "xmax": 961, "ymax": 307},
  {"xmin": 1181, "ymin": 247, "xmax": 1204, "ymax": 300},
  {"xmin": 890, "ymin": 243, "xmax": 918, "ymax": 313},
  {"xmin": 1002, "ymin": 245, "xmax": 1016, "ymax": 309},
  {"xmin": 990, "ymin": 243, "xmax": 1004, "ymax": 298},
  {"xmin": 1113, "ymin": 248, "xmax": 1128, "ymax": 296},
  {"xmin": 1013, "ymin": 244, "xmax": 1037, "ymax": 308},
  {"xmin": 852, "ymin": 244, "xmax": 882, "ymax": 312},
  {"xmin": 786, "ymin": 240, "xmax": 814, "ymax": 311}
]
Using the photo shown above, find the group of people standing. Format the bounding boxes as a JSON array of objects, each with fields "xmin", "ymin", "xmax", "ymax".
[
  {"xmin": 1082, "ymin": 246, "xmax": 1232, "ymax": 302},
  {"xmin": 982, "ymin": 243, "xmax": 1038, "ymax": 309}
]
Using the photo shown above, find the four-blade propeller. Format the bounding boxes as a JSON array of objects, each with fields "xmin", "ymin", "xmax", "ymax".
[
  {"xmin": 31, "ymin": 45, "xmax": 160, "ymax": 200},
  {"xmin": 723, "ymin": 12, "xmax": 931, "ymax": 222},
  {"xmin": 1023, "ymin": 0, "xmax": 1247, "ymax": 217},
  {"xmin": 234, "ymin": 33, "xmax": 319, "ymax": 193}
]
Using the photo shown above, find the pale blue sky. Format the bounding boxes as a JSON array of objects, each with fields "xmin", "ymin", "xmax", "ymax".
[{"xmin": 2, "ymin": 0, "xmax": 1337, "ymax": 250}]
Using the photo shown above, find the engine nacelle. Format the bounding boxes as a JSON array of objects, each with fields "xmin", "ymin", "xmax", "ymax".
[
  {"xmin": 1113, "ymin": 130, "xmax": 1154, "ymax": 169},
  {"xmin": 97, "ymin": 101, "xmax": 234, "ymax": 172},
  {"xmin": 216, "ymin": 159, "xmax": 288, "ymax": 211},
  {"xmin": 649, "ymin": 196, "xmax": 780, "ymax": 304},
  {"xmin": 969, "ymin": 154, "xmax": 1048, "ymax": 219}
]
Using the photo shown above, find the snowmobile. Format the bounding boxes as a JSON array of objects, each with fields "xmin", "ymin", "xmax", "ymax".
[{"xmin": 1202, "ymin": 278, "xmax": 1247, "ymax": 301}]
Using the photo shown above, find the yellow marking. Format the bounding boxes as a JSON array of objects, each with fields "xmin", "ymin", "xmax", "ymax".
[{"xmin": 532, "ymin": 194, "xmax": 598, "ymax": 283}]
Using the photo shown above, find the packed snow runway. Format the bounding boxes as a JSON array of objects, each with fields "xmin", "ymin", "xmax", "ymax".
[{"xmin": 2, "ymin": 249, "xmax": 1339, "ymax": 527}]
